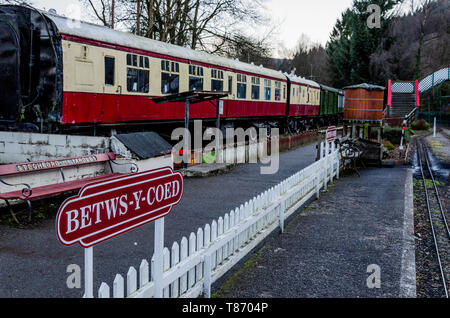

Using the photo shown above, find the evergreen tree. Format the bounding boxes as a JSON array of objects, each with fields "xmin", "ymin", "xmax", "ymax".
[{"xmin": 326, "ymin": 0, "xmax": 400, "ymax": 87}]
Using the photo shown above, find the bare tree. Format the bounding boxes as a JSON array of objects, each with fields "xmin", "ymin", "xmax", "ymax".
[
  {"xmin": 83, "ymin": 0, "xmax": 271, "ymax": 54},
  {"xmin": 82, "ymin": 0, "xmax": 114, "ymax": 27},
  {"xmin": 0, "ymin": 0, "xmax": 33, "ymax": 4},
  {"xmin": 281, "ymin": 34, "xmax": 332, "ymax": 85},
  {"xmin": 414, "ymin": 0, "xmax": 433, "ymax": 78},
  {"xmin": 370, "ymin": 0, "xmax": 449, "ymax": 82}
]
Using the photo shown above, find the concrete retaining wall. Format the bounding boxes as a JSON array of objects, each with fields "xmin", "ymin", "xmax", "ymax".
[
  {"xmin": 0, "ymin": 131, "xmax": 110, "ymax": 164},
  {"xmin": 0, "ymin": 132, "xmax": 173, "ymax": 208}
]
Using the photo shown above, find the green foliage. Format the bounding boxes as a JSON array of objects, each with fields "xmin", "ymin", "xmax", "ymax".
[
  {"xmin": 202, "ymin": 152, "xmax": 216, "ymax": 164},
  {"xmin": 326, "ymin": 0, "xmax": 401, "ymax": 87},
  {"xmin": 383, "ymin": 126, "xmax": 409, "ymax": 144},
  {"xmin": 382, "ymin": 140, "xmax": 395, "ymax": 150},
  {"xmin": 411, "ymin": 119, "xmax": 430, "ymax": 131}
]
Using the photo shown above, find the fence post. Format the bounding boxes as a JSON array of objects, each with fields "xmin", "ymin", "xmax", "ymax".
[
  {"xmin": 279, "ymin": 200, "xmax": 285, "ymax": 233},
  {"xmin": 330, "ymin": 142, "xmax": 335, "ymax": 182},
  {"xmin": 315, "ymin": 168, "xmax": 320, "ymax": 199},
  {"xmin": 336, "ymin": 147, "xmax": 340, "ymax": 180},
  {"xmin": 324, "ymin": 142, "xmax": 329, "ymax": 189},
  {"xmin": 203, "ymin": 253, "xmax": 212, "ymax": 298},
  {"xmin": 433, "ymin": 117, "xmax": 436, "ymax": 137},
  {"xmin": 113, "ymin": 274, "xmax": 124, "ymax": 298},
  {"xmin": 98, "ymin": 282, "xmax": 110, "ymax": 298},
  {"xmin": 84, "ymin": 247, "xmax": 93, "ymax": 298},
  {"xmin": 154, "ymin": 218, "xmax": 164, "ymax": 298}
]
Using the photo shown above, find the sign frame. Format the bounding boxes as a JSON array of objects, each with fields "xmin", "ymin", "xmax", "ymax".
[
  {"xmin": 56, "ymin": 167, "xmax": 183, "ymax": 248},
  {"xmin": 55, "ymin": 166, "xmax": 184, "ymax": 298}
]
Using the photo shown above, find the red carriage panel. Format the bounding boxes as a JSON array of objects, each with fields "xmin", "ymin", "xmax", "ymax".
[
  {"xmin": 226, "ymin": 100, "xmax": 285, "ymax": 118},
  {"xmin": 62, "ymin": 92, "xmax": 222, "ymax": 124}
]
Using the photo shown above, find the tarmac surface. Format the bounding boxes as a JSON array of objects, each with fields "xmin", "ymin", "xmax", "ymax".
[
  {"xmin": 0, "ymin": 140, "xmax": 416, "ymax": 298},
  {"xmin": 0, "ymin": 141, "xmax": 319, "ymax": 298},
  {"xmin": 213, "ymin": 166, "xmax": 416, "ymax": 298}
]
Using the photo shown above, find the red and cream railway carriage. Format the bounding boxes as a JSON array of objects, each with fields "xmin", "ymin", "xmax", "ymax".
[{"xmin": 0, "ymin": 5, "xmax": 323, "ymax": 135}]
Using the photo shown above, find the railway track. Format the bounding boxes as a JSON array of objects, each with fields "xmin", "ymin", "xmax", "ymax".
[{"xmin": 416, "ymin": 137, "xmax": 450, "ymax": 298}]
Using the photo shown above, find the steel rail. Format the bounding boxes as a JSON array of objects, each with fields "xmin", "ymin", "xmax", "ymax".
[
  {"xmin": 423, "ymin": 143, "xmax": 450, "ymax": 239},
  {"xmin": 416, "ymin": 139, "xmax": 449, "ymax": 297}
]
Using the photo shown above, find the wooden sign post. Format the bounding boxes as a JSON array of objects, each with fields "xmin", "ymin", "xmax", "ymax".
[{"xmin": 56, "ymin": 167, "xmax": 184, "ymax": 298}]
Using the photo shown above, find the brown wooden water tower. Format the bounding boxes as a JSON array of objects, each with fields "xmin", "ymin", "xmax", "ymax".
[{"xmin": 343, "ymin": 83, "xmax": 386, "ymax": 142}]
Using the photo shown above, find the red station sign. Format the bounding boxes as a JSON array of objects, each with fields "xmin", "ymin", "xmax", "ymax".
[{"xmin": 56, "ymin": 167, "xmax": 183, "ymax": 248}]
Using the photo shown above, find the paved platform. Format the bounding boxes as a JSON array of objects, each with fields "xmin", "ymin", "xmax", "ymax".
[
  {"xmin": 427, "ymin": 130, "xmax": 450, "ymax": 164},
  {"xmin": 180, "ymin": 163, "xmax": 235, "ymax": 178},
  {"xmin": 0, "ymin": 142, "xmax": 319, "ymax": 297},
  {"xmin": 214, "ymin": 166, "xmax": 416, "ymax": 298}
]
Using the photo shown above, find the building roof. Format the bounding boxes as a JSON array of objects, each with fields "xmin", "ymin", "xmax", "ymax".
[
  {"xmin": 285, "ymin": 73, "xmax": 320, "ymax": 88},
  {"xmin": 343, "ymin": 83, "xmax": 385, "ymax": 91},
  {"xmin": 114, "ymin": 132, "xmax": 172, "ymax": 159},
  {"xmin": 319, "ymin": 84, "xmax": 344, "ymax": 94}
]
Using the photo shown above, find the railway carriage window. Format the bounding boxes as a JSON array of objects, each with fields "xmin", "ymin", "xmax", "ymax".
[
  {"xmin": 189, "ymin": 65, "xmax": 204, "ymax": 91},
  {"xmin": 161, "ymin": 59, "xmax": 180, "ymax": 94},
  {"xmin": 161, "ymin": 73, "xmax": 179, "ymax": 94},
  {"xmin": 237, "ymin": 74, "xmax": 247, "ymax": 99},
  {"xmin": 126, "ymin": 54, "xmax": 149, "ymax": 93},
  {"xmin": 274, "ymin": 81, "xmax": 281, "ymax": 101},
  {"xmin": 104, "ymin": 56, "xmax": 115, "ymax": 86},
  {"xmin": 127, "ymin": 68, "xmax": 149, "ymax": 93},
  {"xmin": 189, "ymin": 77, "xmax": 203, "ymax": 91},
  {"xmin": 211, "ymin": 69, "xmax": 224, "ymax": 91},
  {"xmin": 211, "ymin": 80, "xmax": 223, "ymax": 91},
  {"xmin": 264, "ymin": 79, "xmax": 271, "ymax": 101},
  {"xmin": 251, "ymin": 77, "xmax": 260, "ymax": 100}
]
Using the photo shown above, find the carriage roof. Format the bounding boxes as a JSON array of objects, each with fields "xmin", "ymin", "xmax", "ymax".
[{"xmin": 45, "ymin": 11, "xmax": 286, "ymax": 81}]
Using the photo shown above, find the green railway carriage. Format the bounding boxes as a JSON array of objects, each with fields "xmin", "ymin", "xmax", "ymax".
[{"xmin": 319, "ymin": 84, "xmax": 344, "ymax": 116}]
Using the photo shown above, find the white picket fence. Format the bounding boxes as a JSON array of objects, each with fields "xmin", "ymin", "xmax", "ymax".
[{"xmin": 96, "ymin": 141, "xmax": 340, "ymax": 298}]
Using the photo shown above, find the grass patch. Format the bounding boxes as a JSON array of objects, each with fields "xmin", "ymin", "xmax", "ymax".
[{"xmin": 212, "ymin": 251, "xmax": 262, "ymax": 298}]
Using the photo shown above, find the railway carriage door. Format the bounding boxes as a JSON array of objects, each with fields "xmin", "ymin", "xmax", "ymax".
[
  {"xmin": 228, "ymin": 76, "xmax": 233, "ymax": 96},
  {"xmin": 101, "ymin": 55, "xmax": 119, "ymax": 123},
  {"xmin": 227, "ymin": 75, "xmax": 233, "ymax": 117}
]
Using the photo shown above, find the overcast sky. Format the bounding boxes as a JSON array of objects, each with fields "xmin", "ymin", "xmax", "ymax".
[
  {"xmin": 32, "ymin": 0, "xmax": 354, "ymax": 54},
  {"xmin": 263, "ymin": 0, "xmax": 354, "ymax": 48}
]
